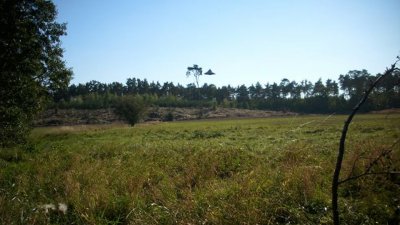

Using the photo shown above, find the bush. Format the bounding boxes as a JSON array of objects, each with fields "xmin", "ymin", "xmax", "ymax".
[
  {"xmin": 163, "ymin": 112, "xmax": 174, "ymax": 121},
  {"xmin": 113, "ymin": 95, "xmax": 146, "ymax": 126}
]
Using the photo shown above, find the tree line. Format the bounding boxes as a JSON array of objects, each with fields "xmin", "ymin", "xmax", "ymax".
[{"xmin": 52, "ymin": 69, "xmax": 400, "ymax": 113}]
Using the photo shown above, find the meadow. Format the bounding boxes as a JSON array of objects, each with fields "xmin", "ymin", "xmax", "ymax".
[{"xmin": 1, "ymin": 113, "xmax": 399, "ymax": 224}]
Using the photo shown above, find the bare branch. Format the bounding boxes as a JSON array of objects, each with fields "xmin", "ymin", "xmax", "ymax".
[
  {"xmin": 332, "ymin": 57, "xmax": 399, "ymax": 225},
  {"xmin": 339, "ymin": 171, "xmax": 400, "ymax": 184},
  {"xmin": 339, "ymin": 139, "xmax": 400, "ymax": 185}
]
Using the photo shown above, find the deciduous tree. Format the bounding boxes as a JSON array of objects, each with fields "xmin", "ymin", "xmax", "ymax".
[{"xmin": 0, "ymin": 0, "xmax": 72, "ymax": 146}]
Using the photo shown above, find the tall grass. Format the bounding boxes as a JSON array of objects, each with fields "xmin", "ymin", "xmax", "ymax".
[{"xmin": 1, "ymin": 114, "xmax": 399, "ymax": 224}]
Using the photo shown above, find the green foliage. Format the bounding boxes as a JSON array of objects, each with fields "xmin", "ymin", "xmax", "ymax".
[
  {"xmin": 50, "ymin": 68, "xmax": 399, "ymax": 114},
  {"xmin": 114, "ymin": 95, "xmax": 146, "ymax": 126},
  {"xmin": 163, "ymin": 111, "xmax": 174, "ymax": 121},
  {"xmin": 0, "ymin": 106, "xmax": 32, "ymax": 146},
  {"xmin": 0, "ymin": 0, "xmax": 72, "ymax": 147},
  {"xmin": 0, "ymin": 114, "xmax": 399, "ymax": 224}
]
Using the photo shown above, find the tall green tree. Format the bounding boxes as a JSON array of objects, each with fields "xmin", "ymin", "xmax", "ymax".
[
  {"xmin": 0, "ymin": 0, "xmax": 72, "ymax": 146},
  {"xmin": 279, "ymin": 78, "xmax": 291, "ymax": 98},
  {"xmin": 312, "ymin": 78, "xmax": 327, "ymax": 97},
  {"xmin": 186, "ymin": 64, "xmax": 203, "ymax": 88},
  {"xmin": 339, "ymin": 70, "xmax": 371, "ymax": 100},
  {"xmin": 236, "ymin": 84, "xmax": 249, "ymax": 108}
]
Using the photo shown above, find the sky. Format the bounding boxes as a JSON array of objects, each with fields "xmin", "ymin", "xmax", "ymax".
[{"xmin": 54, "ymin": 0, "xmax": 400, "ymax": 87}]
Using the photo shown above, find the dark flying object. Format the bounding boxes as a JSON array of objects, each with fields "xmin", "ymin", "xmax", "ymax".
[{"xmin": 204, "ymin": 69, "xmax": 215, "ymax": 75}]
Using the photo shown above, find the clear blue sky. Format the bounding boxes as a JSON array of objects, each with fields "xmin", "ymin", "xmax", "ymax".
[{"xmin": 54, "ymin": 0, "xmax": 400, "ymax": 87}]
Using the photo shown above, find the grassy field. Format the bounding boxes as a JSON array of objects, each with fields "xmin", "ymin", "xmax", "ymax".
[{"xmin": 1, "ymin": 114, "xmax": 399, "ymax": 224}]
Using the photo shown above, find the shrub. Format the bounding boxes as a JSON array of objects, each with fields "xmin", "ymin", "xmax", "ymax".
[
  {"xmin": 163, "ymin": 112, "xmax": 174, "ymax": 121},
  {"xmin": 113, "ymin": 95, "xmax": 146, "ymax": 126}
]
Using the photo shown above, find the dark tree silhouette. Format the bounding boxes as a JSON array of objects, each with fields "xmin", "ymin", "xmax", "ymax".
[
  {"xmin": 186, "ymin": 65, "xmax": 215, "ymax": 88},
  {"xmin": 186, "ymin": 64, "xmax": 203, "ymax": 88}
]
